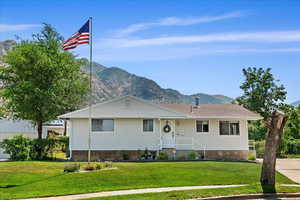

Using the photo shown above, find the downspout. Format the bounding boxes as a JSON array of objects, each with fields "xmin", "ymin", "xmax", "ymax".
[{"xmin": 159, "ymin": 118, "xmax": 162, "ymax": 151}]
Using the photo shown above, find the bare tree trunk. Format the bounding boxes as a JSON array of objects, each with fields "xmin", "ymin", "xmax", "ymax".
[
  {"xmin": 261, "ymin": 111, "xmax": 288, "ymax": 192},
  {"xmin": 37, "ymin": 121, "xmax": 43, "ymax": 139},
  {"xmin": 64, "ymin": 120, "xmax": 67, "ymax": 136}
]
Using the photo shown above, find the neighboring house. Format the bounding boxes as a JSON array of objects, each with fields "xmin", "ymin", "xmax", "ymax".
[
  {"xmin": 0, "ymin": 119, "xmax": 65, "ymax": 158},
  {"xmin": 59, "ymin": 95, "xmax": 262, "ymax": 161}
]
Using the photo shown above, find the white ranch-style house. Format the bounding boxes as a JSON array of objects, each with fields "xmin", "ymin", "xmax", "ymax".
[{"xmin": 59, "ymin": 95, "xmax": 262, "ymax": 161}]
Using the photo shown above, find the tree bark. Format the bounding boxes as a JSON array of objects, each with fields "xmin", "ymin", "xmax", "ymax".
[
  {"xmin": 64, "ymin": 120, "xmax": 67, "ymax": 136},
  {"xmin": 37, "ymin": 121, "xmax": 43, "ymax": 139},
  {"xmin": 260, "ymin": 111, "xmax": 288, "ymax": 192}
]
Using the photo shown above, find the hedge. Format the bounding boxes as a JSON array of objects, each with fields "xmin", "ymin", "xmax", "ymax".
[
  {"xmin": 255, "ymin": 139, "xmax": 300, "ymax": 158},
  {"xmin": 0, "ymin": 135, "xmax": 69, "ymax": 160}
]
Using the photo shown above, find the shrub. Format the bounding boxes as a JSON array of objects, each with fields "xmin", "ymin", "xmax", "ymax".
[
  {"xmin": 247, "ymin": 153, "xmax": 256, "ymax": 161},
  {"xmin": 95, "ymin": 163, "xmax": 102, "ymax": 170},
  {"xmin": 83, "ymin": 164, "xmax": 95, "ymax": 171},
  {"xmin": 255, "ymin": 140, "xmax": 265, "ymax": 158},
  {"xmin": 177, "ymin": 154, "xmax": 186, "ymax": 160},
  {"xmin": 56, "ymin": 136, "xmax": 69, "ymax": 153},
  {"xmin": 188, "ymin": 152, "xmax": 198, "ymax": 160},
  {"xmin": 157, "ymin": 152, "xmax": 169, "ymax": 160},
  {"xmin": 0, "ymin": 136, "xmax": 31, "ymax": 160},
  {"xmin": 104, "ymin": 161, "xmax": 113, "ymax": 168},
  {"xmin": 64, "ymin": 163, "xmax": 80, "ymax": 172},
  {"xmin": 0, "ymin": 135, "xmax": 70, "ymax": 161},
  {"xmin": 286, "ymin": 139, "xmax": 300, "ymax": 154},
  {"xmin": 30, "ymin": 138, "xmax": 59, "ymax": 160}
]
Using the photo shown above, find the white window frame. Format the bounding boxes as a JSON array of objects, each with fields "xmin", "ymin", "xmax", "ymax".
[
  {"xmin": 219, "ymin": 120, "xmax": 240, "ymax": 136},
  {"xmin": 141, "ymin": 119, "xmax": 155, "ymax": 133},
  {"xmin": 91, "ymin": 118, "xmax": 115, "ymax": 134},
  {"xmin": 195, "ymin": 120, "xmax": 209, "ymax": 133}
]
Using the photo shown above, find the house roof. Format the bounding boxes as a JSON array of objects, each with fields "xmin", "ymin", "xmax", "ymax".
[
  {"xmin": 161, "ymin": 103, "xmax": 262, "ymax": 120},
  {"xmin": 58, "ymin": 95, "xmax": 262, "ymax": 120},
  {"xmin": 58, "ymin": 96, "xmax": 187, "ymax": 119}
]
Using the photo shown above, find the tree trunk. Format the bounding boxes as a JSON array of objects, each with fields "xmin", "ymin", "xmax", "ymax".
[
  {"xmin": 64, "ymin": 120, "xmax": 67, "ymax": 136},
  {"xmin": 260, "ymin": 111, "xmax": 288, "ymax": 192},
  {"xmin": 37, "ymin": 121, "xmax": 43, "ymax": 139}
]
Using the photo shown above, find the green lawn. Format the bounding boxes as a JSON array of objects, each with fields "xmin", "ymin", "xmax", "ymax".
[
  {"xmin": 0, "ymin": 161, "xmax": 296, "ymax": 200},
  {"xmin": 84, "ymin": 185, "xmax": 300, "ymax": 200}
]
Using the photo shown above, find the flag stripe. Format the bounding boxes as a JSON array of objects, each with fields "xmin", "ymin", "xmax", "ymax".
[{"xmin": 62, "ymin": 21, "xmax": 90, "ymax": 50}]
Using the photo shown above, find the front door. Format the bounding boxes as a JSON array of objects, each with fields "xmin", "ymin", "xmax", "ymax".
[{"xmin": 161, "ymin": 120, "xmax": 175, "ymax": 148}]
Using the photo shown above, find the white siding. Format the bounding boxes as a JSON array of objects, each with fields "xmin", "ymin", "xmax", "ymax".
[
  {"xmin": 71, "ymin": 118, "xmax": 160, "ymax": 150},
  {"xmin": 175, "ymin": 119, "xmax": 248, "ymax": 150},
  {"xmin": 71, "ymin": 118, "xmax": 248, "ymax": 151}
]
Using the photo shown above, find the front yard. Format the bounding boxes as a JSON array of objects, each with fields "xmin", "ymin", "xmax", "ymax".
[{"xmin": 0, "ymin": 161, "xmax": 297, "ymax": 200}]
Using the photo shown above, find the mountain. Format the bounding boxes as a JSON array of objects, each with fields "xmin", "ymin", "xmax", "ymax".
[
  {"xmin": 291, "ymin": 100, "xmax": 300, "ymax": 106},
  {"xmin": 85, "ymin": 63, "xmax": 233, "ymax": 104},
  {"xmin": 0, "ymin": 40, "xmax": 16, "ymax": 55},
  {"xmin": 0, "ymin": 40, "xmax": 233, "ymax": 104}
]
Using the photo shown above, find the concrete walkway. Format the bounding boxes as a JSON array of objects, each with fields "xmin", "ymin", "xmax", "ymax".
[
  {"xmin": 22, "ymin": 185, "xmax": 247, "ymax": 200},
  {"xmin": 276, "ymin": 159, "xmax": 300, "ymax": 184}
]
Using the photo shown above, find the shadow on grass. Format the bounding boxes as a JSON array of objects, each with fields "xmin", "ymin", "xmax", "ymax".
[
  {"xmin": 0, "ymin": 185, "xmax": 18, "ymax": 188},
  {"xmin": 0, "ymin": 173, "xmax": 65, "ymax": 189},
  {"xmin": 261, "ymin": 183, "xmax": 276, "ymax": 193}
]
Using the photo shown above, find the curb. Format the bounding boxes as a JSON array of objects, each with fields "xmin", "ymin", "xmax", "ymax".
[{"xmin": 192, "ymin": 193, "xmax": 300, "ymax": 200}]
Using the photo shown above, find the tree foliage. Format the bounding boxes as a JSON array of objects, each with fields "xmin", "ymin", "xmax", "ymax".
[
  {"xmin": 0, "ymin": 24, "xmax": 89, "ymax": 138},
  {"xmin": 285, "ymin": 105, "xmax": 300, "ymax": 139},
  {"xmin": 237, "ymin": 67, "xmax": 288, "ymax": 188},
  {"xmin": 237, "ymin": 67, "xmax": 287, "ymax": 120}
]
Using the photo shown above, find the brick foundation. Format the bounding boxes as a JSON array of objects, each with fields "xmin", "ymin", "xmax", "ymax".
[
  {"xmin": 72, "ymin": 150, "xmax": 145, "ymax": 161},
  {"xmin": 72, "ymin": 150, "xmax": 249, "ymax": 161}
]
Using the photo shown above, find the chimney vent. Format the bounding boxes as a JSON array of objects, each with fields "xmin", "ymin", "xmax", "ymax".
[{"xmin": 195, "ymin": 97, "xmax": 200, "ymax": 107}]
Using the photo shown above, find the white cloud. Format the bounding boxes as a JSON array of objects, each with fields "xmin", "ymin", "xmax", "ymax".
[
  {"xmin": 100, "ymin": 30, "xmax": 300, "ymax": 48},
  {"xmin": 115, "ymin": 11, "xmax": 245, "ymax": 37},
  {"xmin": 85, "ymin": 45, "xmax": 300, "ymax": 62},
  {"xmin": 0, "ymin": 24, "xmax": 40, "ymax": 32}
]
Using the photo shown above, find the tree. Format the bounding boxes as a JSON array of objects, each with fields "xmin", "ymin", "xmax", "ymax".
[
  {"xmin": 284, "ymin": 105, "xmax": 300, "ymax": 140},
  {"xmin": 0, "ymin": 24, "xmax": 89, "ymax": 139},
  {"xmin": 237, "ymin": 67, "xmax": 288, "ymax": 191}
]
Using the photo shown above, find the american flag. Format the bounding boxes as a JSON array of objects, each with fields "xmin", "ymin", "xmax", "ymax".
[{"xmin": 62, "ymin": 20, "xmax": 90, "ymax": 50}]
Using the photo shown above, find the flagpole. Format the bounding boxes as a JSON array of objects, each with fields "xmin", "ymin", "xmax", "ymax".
[{"xmin": 88, "ymin": 17, "xmax": 93, "ymax": 163}]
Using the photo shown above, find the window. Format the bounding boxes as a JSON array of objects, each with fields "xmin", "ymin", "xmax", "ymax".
[
  {"xmin": 92, "ymin": 119, "xmax": 114, "ymax": 132},
  {"xmin": 196, "ymin": 120, "xmax": 209, "ymax": 132},
  {"xmin": 219, "ymin": 121, "xmax": 240, "ymax": 135},
  {"xmin": 143, "ymin": 119, "xmax": 154, "ymax": 132}
]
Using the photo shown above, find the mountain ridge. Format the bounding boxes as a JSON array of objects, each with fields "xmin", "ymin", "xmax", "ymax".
[
  {"xmin": 292, "ymin": 100, "xmax": 300, "ymax": 106},
  {"xmin": 86, "ymin": 62, "xmax": 233, "ymax": 104},
  {"xmin": 0, "ymin": 40, "xmax": 233, "ymax": 104}
]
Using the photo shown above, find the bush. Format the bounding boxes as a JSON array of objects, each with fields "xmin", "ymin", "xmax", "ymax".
[
  {"xmin": 56, "ymin": 136, "xmax": 69, "ymax": 153},
  {"xmin": 83, "ymin": 164, "xmax": 95, "ymax": 171},
  {"xmin": 104, "ymin": 161, "xmax": 113, "ymax": 168},
  {"xmin": 64, "ymin": 163, "xmax": 80, "ymax": 172},
  {"xmin": 247, "ymin": 153, "xmax": 256, "ymax": 161},
  {"xmin": 95, "ymin": 162, "xmax": 102, "ymax": 170},
  {"xmin": 255, "ymin": 140, "xmax": 265, "ymax": 158},
  {"xmin": 0, "ymin": 136, "xmax": 31, "ymax": 160},
  {"xmin": 177, "ymin": 154, "xmax": 186, "ymax": 160},
  {"xmin": 188, "ymin": 152, "xmax": 198, "ymax": 160},
  {"xmin": 286, "ymin": 139, "xmax": 300, "ymax": 154},
  {"xmin": 0, "ymin": 135, "xmax": 69, "ymax": 161},
  {"xmin": 157, "ymin": 152, "xmax": 169, "ymax": 160}
]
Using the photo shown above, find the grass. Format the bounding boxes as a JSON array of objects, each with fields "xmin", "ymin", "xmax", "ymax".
[
  {"xmin": 0, "ymin": 161, "xmax": 297, "ymax": 200},
  {"xmin": 286, "ymin": 154, "xmax": 300, "ymax": 158},
  {"xmin": 84, "ymin": 185, "xmax": 300, "ymax": 200}
]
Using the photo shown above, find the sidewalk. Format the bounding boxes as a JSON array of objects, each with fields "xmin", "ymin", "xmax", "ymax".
[{"xmin": 22, "ymin": 184, "xmax": 247, "ymax": 200}]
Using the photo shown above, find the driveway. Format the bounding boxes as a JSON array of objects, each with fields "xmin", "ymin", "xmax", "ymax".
[{"xmin": 276, "ymin": 159, "xmax": 300, "ymax": 184}]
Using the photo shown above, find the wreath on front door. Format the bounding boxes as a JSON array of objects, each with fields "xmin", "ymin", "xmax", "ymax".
[{"xmin": 163, "ymin": 121, "xmax": 171, "ymax": 133}]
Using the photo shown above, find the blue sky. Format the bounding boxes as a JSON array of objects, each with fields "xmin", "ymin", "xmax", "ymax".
[{"xmin": 1, "ymin": 0, "xmax": 300, "ymax": 103}]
